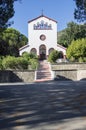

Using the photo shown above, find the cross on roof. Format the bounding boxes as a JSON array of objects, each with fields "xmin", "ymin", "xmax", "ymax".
[{"xmin": 41, "ymin": 9, "xmax": 44, "ymax": 16}]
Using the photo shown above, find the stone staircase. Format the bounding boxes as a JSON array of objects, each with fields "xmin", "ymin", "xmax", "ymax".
[{"xmin": 35, "ymin": 60, "xmax": 52, "ymax": 82}]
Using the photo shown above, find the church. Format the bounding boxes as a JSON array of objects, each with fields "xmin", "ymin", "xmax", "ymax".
[{"xmin": 19, "ymin": 14, "xmax": 66, "ymax": 60}]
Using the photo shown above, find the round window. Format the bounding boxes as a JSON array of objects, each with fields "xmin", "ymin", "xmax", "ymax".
[{"xmin": 40, "ymin": 34, "xmax": 46, "ymax": 41}]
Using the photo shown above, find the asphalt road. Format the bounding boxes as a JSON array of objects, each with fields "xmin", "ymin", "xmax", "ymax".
[{"xmin": 0, "ymin": 81, "xmax": 86, "ymax": 130}]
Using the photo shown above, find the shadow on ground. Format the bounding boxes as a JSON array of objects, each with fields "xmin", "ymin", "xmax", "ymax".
[{"xmin": 0, "ymin": 80, "xmax": 86, "ymax": 130}]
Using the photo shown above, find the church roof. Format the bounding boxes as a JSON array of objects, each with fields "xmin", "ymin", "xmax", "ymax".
[
  {"xmin": 19, "ymin": 44, "xmax": 29, "ymax": 51},
  {"xmin": 28, "ymin": 15, "xmax": 57, "ymax": 23},
  {"xmin": 57, "ymin": 44, "xmax": 66, "ymax": 50}
]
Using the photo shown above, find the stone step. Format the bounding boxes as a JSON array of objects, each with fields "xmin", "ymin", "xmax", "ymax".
[{"xmin": 35, "ymin": 60, "xmax": 52, "ymax": 82}]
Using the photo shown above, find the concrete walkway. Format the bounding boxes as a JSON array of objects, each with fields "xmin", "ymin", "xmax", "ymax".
[
  {"xmin": 35, "ymin": 60, "xmax": 52, "ymax": 82},
  {"xmin": 0, "ymin": 81, "xmax": 86, "ymax": 130}
]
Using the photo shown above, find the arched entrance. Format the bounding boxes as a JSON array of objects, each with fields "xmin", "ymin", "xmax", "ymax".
[{"xmin": 39, "ymin": 44, "xmax": 46, "ymax": 60}]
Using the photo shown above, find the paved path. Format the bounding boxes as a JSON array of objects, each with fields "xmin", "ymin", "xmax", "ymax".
[
  {"xmin": 0, "ymin": 81, "xmax": 86, "ymax": 130},
  {"xmin": 35, "ymin": 60, "xmax": 52, "ymax": 82}
]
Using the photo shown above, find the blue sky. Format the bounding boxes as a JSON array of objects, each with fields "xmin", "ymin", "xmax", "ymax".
[{"xmin": 11, "ymin": 0, "xmax": 77, "ymax": 37}]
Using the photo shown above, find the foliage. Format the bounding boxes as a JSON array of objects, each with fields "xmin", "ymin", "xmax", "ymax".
[
  {"xmin": 67, "ymin": 38, "xmax": 86, "ymax": 61},
  {"xmin": 78, "ymin": 57, "xmax": 84, "ymax": 63},
  {"xmin": 74, "ymin": 0, "xmax": 86, "ymax": 22},
  {"xmin": 2, "ymin": 56, "xmax": 16, "ymax": 69},
  {"xmin": 0, "ymin": 0, "xmax": 20, "ymax": 29},
  {"xmin": 16, "ymin": 57, "xmax": 29, "ymax": 69},
  {"xmin": 22, "ymin": 52, "xmax": 38, "ymax": 60},
  {"xmin": 29, "ymin": 59, "xmax": 39, "ymax": 70},
  {"xmin": 0, "ymin": 57, "xmax": 3, "ymax": 70},
  {"xmin": 48, "ymin": 50, "xmax": 59, "ymax": 63},
  {"xmin": 2, "ymin": 56, "xmax": 28, "ymax": 70},
  {"xmin": 58, "ymin": 22, "xmax": 86, "ymax": 47},
  {"xmin": 0, "ymin": 52, "xmax": 39, "ymax": 70},
  {"xmin": 0, "ymin": 28, "xmax": 28, "ymax": 56},
  {"xmin": 22, "ymin": 52, "xmax": 38, "ymax": 70}
]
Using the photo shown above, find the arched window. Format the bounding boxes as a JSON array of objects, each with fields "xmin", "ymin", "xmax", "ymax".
[
  {"xmin": 30, "ymin": 48, "xmax": 37, "ymax": 55},
  {"xmin": 49, "ymin": 48, "xmax": 54, "ymax": 55}
]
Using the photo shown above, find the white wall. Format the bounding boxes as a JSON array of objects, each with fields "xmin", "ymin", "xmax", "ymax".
[{"xmin": 28, "ymin": 16, "xmax": 57, "ymax": 55}]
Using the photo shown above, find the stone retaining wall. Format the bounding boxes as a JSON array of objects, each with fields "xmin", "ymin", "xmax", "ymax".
[
  {"xmin": 0, "ymin": 70, "xmax": 35, "ymax": 83},
  {"xmin": 51, "ymin": 63, "xmax": 86, "ymax": 81}
]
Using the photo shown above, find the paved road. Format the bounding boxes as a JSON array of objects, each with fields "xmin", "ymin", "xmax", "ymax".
[{"xmin": 0, "ymin": 81, "xmax": 86, "ymax": 130}]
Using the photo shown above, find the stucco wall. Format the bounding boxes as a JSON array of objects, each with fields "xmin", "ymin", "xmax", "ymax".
[
  {"xmin": 51, "ymin": 63, "xmax": 86, "ymax": 81},
  {"xmin": 0, "ymin": 70, "xmax": 35, "ymax": 83}
]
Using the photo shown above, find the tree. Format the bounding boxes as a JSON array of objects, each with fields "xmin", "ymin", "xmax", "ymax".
[
  {"xmin": 48, "ymin": 50, "xmax": 59, "ymax": 63},
  {"xmin": 58, "ymin": 22, "xmax": 86, "ymax": 47},
  {"xmin": 0, "ymin": 0, "xmax": 20, "ymax": 29},
  {"xmin": 74, "ymin": 0, "xmax": 86, "ymax": 22},
  {"xmin": 0, "ymin": 28, "xmax": 28, "ymax": 56},
  {"xmin": 66, "ymin": 38, "xmax": 86, "ymax": 61}
]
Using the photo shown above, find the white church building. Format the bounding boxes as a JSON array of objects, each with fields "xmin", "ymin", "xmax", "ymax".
[{"xmin": 19, "ymin": 14, "xmax": 66, "ymax": 60}]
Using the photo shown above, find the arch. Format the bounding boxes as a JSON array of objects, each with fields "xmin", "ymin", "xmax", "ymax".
[
  {"xmin": 49, "ymin": 48, "xmax": 54, "ymax": 55},
  {"xmin": 30, "ymin": 48, "xmax": 37, "ymax": 55},
  {"xmin": 39, "ymin": 44, "xmax": 46, "ymax": 60}
]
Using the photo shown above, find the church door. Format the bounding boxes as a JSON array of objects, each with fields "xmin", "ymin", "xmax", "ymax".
[{"xmin": 39, "ymin": 45, "xmax": 46, "ymax": 60}]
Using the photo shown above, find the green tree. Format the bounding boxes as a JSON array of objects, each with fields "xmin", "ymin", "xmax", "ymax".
[
  {"xmin": 74, "ymin": 23, "xmax": 86, "ymax": 39},
  {"xmin": 67, "ymin": 38, "xmax": 86, "ymax": 61},
  {"xmin": 0, "ymin": 0, "xmax": 20, "ymax": 29},
  {"xmin": 58, "ymin": 22, "xmax": 86, "ymax": 47},
  {"xmin": 0, "ymin": 28, "xmax": 28, "ymax": 56},
  {"xmin": 48, "ymin": 50, "xmax": 59, "ymax": 63},
  {"xmin": 74, "ymin": 0, "xmax": 86, "ymax": 22}
]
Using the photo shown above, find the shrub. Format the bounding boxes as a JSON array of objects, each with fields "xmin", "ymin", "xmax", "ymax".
[
  {"xmin": 2, "ymin": 56, "xmax": 28, "ymax": 70},
  {"xmin": 70, "ymin": 56, "xmax": 75, "ymax": 62},
  {"xmin": 67, "ymin": 38, "xmax": 86, "ymax": 62},
  {"xmin": 2, "ymin": 56, "xmax": 16, "ymax": 69},
  {"xmin": 16, "ymin": 57, "xmax": 29, "ymax": 69},
  {"xmin": 48, "ymin": 50, "xmax": 59, "ymax": 63},
  {"xmin": 83, "ymin": 57, "xmax": 86, "ymax": 62},
  {"xmin": 78, "ymin": 57, "xmax": 84, "ymax": 63},
  {"xmin": 22, "ymin": 52, "xmax": 38, "ymax": 60},
  {"xmin": 0, "ymin": 57, "xmax": 3, "ymax": 70},
  {"xmin": 29, "ymin": 59, "xmax": 39, "ymax": 70},
  {"xmin": 22, "ymin": 52, "xmax": 30, "ymax": 60}
]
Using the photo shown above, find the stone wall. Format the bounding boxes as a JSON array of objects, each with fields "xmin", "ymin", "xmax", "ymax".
[
  {"xmin": 51, "ymin": 63, "xmax": 86, "ymax": 70},
  {"xmin": 0, "ymin": 70, "xmax": 35, "ymax": 83},
  {"xmin": 51, "ymin": 63, "xmax": 86, "ymax": 81}
]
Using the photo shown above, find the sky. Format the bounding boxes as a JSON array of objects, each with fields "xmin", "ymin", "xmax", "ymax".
[{"xmin": 11, "ymin": 0, "xmax": 77, "ymax": 37}]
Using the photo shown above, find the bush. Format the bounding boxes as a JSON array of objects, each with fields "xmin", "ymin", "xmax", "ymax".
[
  {"xmin": 2, "ymin": 56, "xmax": 29, "ymax": 70},
  {"xmin": 83, "ymin": 57, "xmax": 86, "ymax": 62},
  {"xmin": 70, "ymin": 56, "xmax": 75, "ymax": 62},
  {"xmin": 22, "ymin": 52, "xmax": 38, "ymax": 60},
  {"xmin": 2, "ymin": 56, "xmax": 16, "ymax": 69},
  {"xmin": 16, "ymin": 57, "xmax": 29, "ymax": 69},
  {"xmin": 67, "ymin": 38, "xmax": 86, "ymax": 62},
  {"xmin": 29, "ymin": 59, "xmax": 39, "ymax": 70},
  {"xmin": 22, "ymin": 52, "xmax": 30, "ymax": 60},
  {"xmin": 48, "ymin": 50, "xmax": 59, "ymax": 63},
  {"xmin": 0, "ymin": 57, "xmax": 3, "ymax": 70},
  {"xmin": 78, "ymin": 57, "xmax": 84, "ymax": 63}
]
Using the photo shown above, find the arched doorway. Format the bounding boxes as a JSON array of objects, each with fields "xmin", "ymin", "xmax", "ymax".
[
  {"xmin": 39, "ymin": 44, "xmax": 46, "ymax": 60},
  {"xmin": 30, "ymin": 48, "xmax": 37, "ymax": 55}
]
